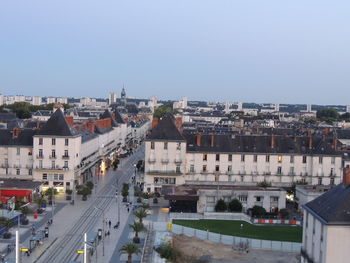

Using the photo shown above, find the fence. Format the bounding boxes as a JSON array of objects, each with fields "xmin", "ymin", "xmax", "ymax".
[{"xmin": 171, "ymin": 224, "xmax": 301, "ymax": 253}]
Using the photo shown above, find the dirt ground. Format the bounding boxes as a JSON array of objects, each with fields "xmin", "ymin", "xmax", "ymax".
[{"xmin": 172, "ymin": 234, "xmax": 300, "ymax": 263}]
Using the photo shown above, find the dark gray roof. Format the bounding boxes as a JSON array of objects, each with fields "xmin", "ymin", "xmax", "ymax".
[
  {"xmin": 303, "ymin": 183, "xmax": 350, "ymax": 225},
  {"xmin": 0, "ymin": 179, "xmax": 42, "ymax": 190},
  {"xmin": 114, "ymin": 111, "xmax": 125, "ymax": 124},
  {"xmin": 147, "ymin": 113, "xmax": 185, "ymax": 141},
  {"xmin": 37, "ymin": 109, "xmax": 78, "ymax": 137},
  {"xmin": 32, "ymin": 110, "xmax": 52, "ymax": 116},
  {"xmin": 0, "ymin": 112, "xmax": 16, "ymax": 122},
  {"xmin": 0, "ymin": 129, "xmax": 37, "ymax": 146}
]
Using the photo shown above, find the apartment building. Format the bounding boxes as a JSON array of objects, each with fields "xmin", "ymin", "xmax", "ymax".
[
  {"xmin": 144, "ymin": 114, "xmax": 343, "ymax": 193},
  {"xmin": 301, "ymin": 166, "xmax": 350, "ymax": 263}
]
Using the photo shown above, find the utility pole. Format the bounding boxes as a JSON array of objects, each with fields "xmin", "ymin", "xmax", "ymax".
[
  {"xmin": 84, "ymin": 233, "xmax": 88, "ymax": 263},
  {"xmin": 15, "ymin": 230, "xmax": 20, "ymax": 263}
]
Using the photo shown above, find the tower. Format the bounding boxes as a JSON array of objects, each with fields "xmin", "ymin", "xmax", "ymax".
[{"xmin": 121, "ymin": 87, "xmax": 126, "ymax": 106}]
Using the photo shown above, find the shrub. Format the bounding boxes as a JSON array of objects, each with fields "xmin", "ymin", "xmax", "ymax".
[
  {"xmin": 228, "ymin": 199, "xmax": 243, "ymax": 212},
  {"xmin": 155, "ymin": 244, "xmax": 181, "ymax": 262},
  {"xmin": 257, "ymin": 181, "xmax": 271, "ymax": 188},
  {"xmin": 86, "ymin": 181, "xmax": 94, "ymax": 190},
  {"xmin": 279, "ymin": 208, "xmax": 289, "ymax": 219},
  {"xmin": 65, "ymin": 189, "xmax": 73, "ymax": 195},
  {"xmin": 252, "ymin": 205, "xmax": 267, "ymax": 217},
  {"xmin": 215, "ymin": 199, "xmax": 227, "ymax": 212}
]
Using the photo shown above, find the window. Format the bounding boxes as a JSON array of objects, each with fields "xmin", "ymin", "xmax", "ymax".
[
  {"xmin": 39, "ymin": 160, "xmax": 43, "ymax": 169},
  {"xmin": 39, "ymin": 138, "xmax": 43, "ymax": 145},
  {"xmin": 319, "ymin": 157, "xmax": 323, "ymax": 164},
  {"xmin": 241, "ymin": 154, "xmax": 245, "ymax": 162},
  {"xmin": 228, "ymin": 154, "xmax": 232, "ymax": 162},
  {"xmin": 64, "ymin": 150, "xmax": 68, "ymax": 157},
  {"xmin": 51, "ymin": 161, "xmax": 55, "ymax": 169},
  {"xmin": 16, "ymin": 148, "xmax": 20, "ymax": 155},
  {"xmin": 42, "ymin": 174, "xmax": 47, "ymax": 180},
  {"xmin": 29, "ymin": 169, "xmax": 32, "ymax": 175},
  {"xmin": 289, "ymin": 167, "xmax": 294, "ymax": 175},
  {"xmin": 256, "ymin": 196, "xmax": 262, "ymax": 202},
  {"xmin": 150, "ymin": 142, "xmax": 155, "ymax": 149},
  {"xmin": 266, "ymin": 155, "xmax": 270, "ymax": 163},
  {"xmin": 176, "ymin": 165, "xmax": 181, "ymax": 173},
  {"xmin": 206, "ymin": 196, "xmax": 215, "ymax": 203},
  {"xmin": 271, "ymin": 196, "xmax": 279, "ymax": 202},
  {"xmin": 64, "ymin": 161, "xmax": 68, "ymax": 168},
  {"xmin": 52, "ymin": 138, "xmax": 56, "ymax": 145},
  {"xmin": 302, "ymin": 156, "xmax": 307, "ymax": 163},
  {"xmin": 227, "ymin": 165, "xmax": 232, "ymax": 172},
  {"xmin": 318, "ymin": 178, "xmax": 322, "ymax": 185},
  {"xmin": 330, "ymin": 178, "xmax": 335, "ymax": 185},
  {"xmin": 176, "ymin": 143, "xmax": 181, "ymax": 150},
  {"xmin": 51, "ymin": 150, "xmax": 56, "ymax": 158},
  {"xmin": 65, "ymin": 138, "xmax": 69, "ymax": 146},
  {"xmin": 330, "ymin": 168, "xmax": 334, "ymax": 176},
  {"xmin": 164, "ymin": 142, "xmax": 168, "ymax": 150},
  {"xmin": 16, "ymin": 169, "xmax": 20, "ymax": 175},
  {"xmin": 190, "ymin": 165, "xmax": 194, "ymax": 173},
  {"xmin": 290, "ymin": 156, "xmax": 294, "ymax": 163},
  {"xmin": 216, "ymin": 154, "xmax": 220, "ymax": 161},
  {"xmin": 215, "ymin": 165, "xmax": 220, "ymax": 172},
  {"xmin": 39, "ymin": 149, "xmax": 43, "ymax": 157},
  {"xmin": 28, "ymin": 150, "xmax": 32, "ymax": 156},
  {"xmin": 331, "ymin": 157, "xmax": 335, "ymax": 164},
  {"xmin": 278, "ymin": 155, "xmax": 282, "ymax": 163},
  {"xmin": 202, "ymin": 165, "xmax": 207, "ymax": 172},
  {"xmin": 253, "ymin": 155, "xmax": 257, "ymax": 162},
  {"xmin": 59, "ymin": 174, "xmax": 64, "ymax": 180},
  {"xmin": 277, "ymin": 166, "xmax": 282, "ymax": 175},
  {"xmin": 54, "ymin": 174, "xmax": 59, "ymax": 180},
  {"xmin": 305, "ymin": 212, "xmax": 309, "ymax": 228},
  {"xmin": 203, "ymin": 154, "xmax": 207, "ymax": 161},
  {"xmin": 239, "ymin": 195, "xmax": 247, "ymax": 202}
]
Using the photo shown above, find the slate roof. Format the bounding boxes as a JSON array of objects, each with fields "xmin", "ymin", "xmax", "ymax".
[
  {"xmin": 184, "ymin": 133, "xmax": 340, "ymax": 155},
  {"xmin": 146, "ymin": 113, "xmax": 185, "ymax": 141},
  {"xmin": 0, "ymin": 129, "xmax": 37, "ymax": 146},
  {"xmin": 0, "ymin": 179, "xmax": 42, "ymax": 190},
  {"xmin": 114, "ymin": 111, "xmax": 125, "ymax": 124},
  {"xmin": 303, "ymin": 183, "xmax": 350, "ymax": 225},
  {"xmin": 36, "ymin": 109, "xmax": 78, "ymax": 137},
  {"xmin": 32, "ymin": 110, "xmax": 52, "ymax": 117},
  {"xmin": 100, "ymin": 110, "xmax": 118, "ymax": 127},
  {"xmin": 0, "ymin": 113, "xmax": 16, "ymax": 122}
]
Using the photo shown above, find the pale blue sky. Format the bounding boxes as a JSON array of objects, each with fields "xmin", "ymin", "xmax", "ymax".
[{"xmin": 1, "ymin": 1, "xmax": 349, "ymax": 104}]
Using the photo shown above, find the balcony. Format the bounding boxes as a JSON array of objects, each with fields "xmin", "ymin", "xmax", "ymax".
[
  {"xmin": 329, "ymin": 173, "xmax": 336, "ymax": 177},
  {"xmin": 148, "ymin": 158, "xmax": 156, "ymax": 163},
  {"xmin": 0, "ymin": 164, "xmax": 9, "ymax": 168},
  {"xmin": 161, "ymin": 158, "xmax": 169, "ymax": 164},
  {"xmin": 62, "ymin": 155, "xmax": 70, "ymax": 159},
  {"xmin": 147, "ymin": 170, "xmax": 182, "ymax": 175},
  {"xmin": 174, "ymin": 158, "xmax": 182, "ymax": 164},
  {"xmin": 49, "ymin": 155, "xmax": 57, "ymax": 159},
  {"xmin": 13, "ymin": 164, "xmax": 21, "ymax": 168},
  {"xmin": 36, "ymin": 155, "xmax": 44, "ymax": 159},
  {"xmin": 35, "ymin": 166, "xmax": 68, "ymax": 171},
  {"xmin": 26, "ymin": 165, "xmax": 33, "ymax": 169}
]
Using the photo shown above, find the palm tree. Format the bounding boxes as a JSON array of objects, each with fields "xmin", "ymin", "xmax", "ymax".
[
  {"xmin": 141, "ymin": 202, "xmax": 150, "ymax": 210},
  {"xmin": 0, "ymin": 217, "xmax": 15, "ymax": 239},
  {"xmin": 129, "ymin": 221, "xmax": 145, "ymax": 243},
  {"xmin": 34, "ymin": 197, "xmax": 46, "ymax": 213},
  {"xmin": 134, "ymin": 208, "xmax": 148, "ymax": 224},
  {"xmin": 119, "ymin": 242, "xmax": 141, "ymax": 263}
]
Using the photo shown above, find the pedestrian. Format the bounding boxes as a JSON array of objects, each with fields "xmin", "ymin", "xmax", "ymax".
[
  {"xmin": 107, "ymin": 230, "xmax": 110, "ymax": 236},
  {"xmin": 127, "ymin": 207, "xmax": 130, "ymax": 213},
  {"xmin": 108, "ymin": 220, "xmax": 111, "ymax": 228}
]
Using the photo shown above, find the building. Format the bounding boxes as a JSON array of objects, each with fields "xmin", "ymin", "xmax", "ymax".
[
  {"xmin": 301, "ymin": 166, "xmax": 350, "ymax": 263},
  {"xmin": 295, "ymin": 184, "xmax": 333, "ymax": 211},
  {"xmin": 0, "ymin": 94, "xmax": 4, "ymax": 106},
  {"xmin": 32, "ymin": 96, "xmax": 42, "ymax": 106},
  {"xmin": 143, "ymin": 114, "xmax": 343, "ymax": 193},
  {"xmin": 121, "ymin": 88, "xmax": 127, "ymax": 106},
  {"xmin": 109, "ymin": 92, "xmax": 117, "ymax": 105}
]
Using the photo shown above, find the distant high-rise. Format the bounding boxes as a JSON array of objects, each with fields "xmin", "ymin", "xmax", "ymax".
[
  {"xmin": 121, "ymin": 87, "xmax": 126, "ymax": 106},
  {"xmin": 347, "ymin": 105, "xmax": 350, "ymax": 113},
  {"xmin": 237, "ymin": 102, "xmax": 243, "ymax": 111},
  {"xmin": 182, "ymin": 96, "xmax": 188, "ymax": 108},
  {"xmin": 109, "ymin": 92, "xmax": 116, "ymax": 105},
  {"xmin": 0, "ymin": 94, "xmax": 4, "ymax": 106},
  {"xmin": 275, "ymin": 103, "xmax": 280, "ymax": 112},
  {"xmin": 32, "ymin": 96, "xmax": 42, "ymax": 106},
  {"xmin": 307, "ymin": 104, "xmax": 312, "ymax": 112}
]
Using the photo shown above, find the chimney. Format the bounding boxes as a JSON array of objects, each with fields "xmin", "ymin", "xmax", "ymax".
[
  {"xmin": 343, "ymin": 165, "xmax": 350, "ymax": 186},
  {"xmin": 65, "ymin": 116, "xmax": 74, "ymax": 126},
  {"xmin": 333, "ymin": 136, "xmax": 338, "ymax": 151},
  {"xmin": 104, "ymin": 118, "xmax": 111, "ymax": 128},
  {"xmin": 211, "ymin": 134, "xmax": 215, "ymax": 147},
  {"xmin": 175, "ymin": 117, "xmax": 183, "ymax": 130},
  {"xmin": 36, "ymin": 120, "xmax": 40, "ymax": 130},
  {"xmin": 12, "ymin": 128, "xmax": 20, "ymax": 138},
  {"xmin": 271, "ymin": 134, "xmax": 275, "ymax": 149},
  {"xmin": 309, "ymin": 135, "xmax": 312, "ymax": 150},
  {"xmin": 152, "ymin": 118, "xmax": 159, "ymax": 129},
  {"xmin": 97, "ymin": 119, "xmax": 104, "ymax": 128},
  {"xmin": 88, "ymin": 121, "xmax": 95, "ymax": 133},
  {"xmin": 196, "ymin": 134, "xmax": 202, "ymax": 146}
]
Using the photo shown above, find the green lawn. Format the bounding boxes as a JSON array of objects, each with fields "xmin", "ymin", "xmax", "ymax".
[{"xmin": 172, "ymin": 219, "xmax": 302, "ymax": 243}]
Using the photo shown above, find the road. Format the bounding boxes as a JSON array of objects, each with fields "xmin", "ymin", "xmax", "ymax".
[{"xmin": 35, "ymin": 146, "xmax": 144, "ymax": 263}]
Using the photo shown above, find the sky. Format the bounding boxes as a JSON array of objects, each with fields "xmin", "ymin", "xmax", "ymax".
[{"xmin": 0, "ymin": 0, "xmax": 350, "ymax": 104}]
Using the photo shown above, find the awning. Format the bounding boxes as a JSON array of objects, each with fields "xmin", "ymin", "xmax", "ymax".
[{"xmin": 0, "ymin": 189, "xmax": 32, "ymax": 197}]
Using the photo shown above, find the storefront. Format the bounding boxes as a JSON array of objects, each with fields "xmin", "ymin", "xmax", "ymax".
[{"xmin": 0, "ymin": 179, "xmax": 42, "ymax": 204}]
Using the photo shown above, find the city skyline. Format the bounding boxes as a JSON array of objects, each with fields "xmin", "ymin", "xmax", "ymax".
[{"xmin": 1, "ymin": 1, "xmax": 350, "ymax": 104}]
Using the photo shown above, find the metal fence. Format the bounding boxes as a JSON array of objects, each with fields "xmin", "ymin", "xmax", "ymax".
[
  {"xmin": 172, "ymin": 224, "xmax": 301, "ymax": 253},
  {"xmin": 169, "ymin": 212, "xmax": 251, "ymax": 222}
]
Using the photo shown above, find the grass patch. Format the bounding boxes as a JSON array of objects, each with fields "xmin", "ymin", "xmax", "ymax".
[{"xmin": 172, "ymin": 219, "xmax": 302, "ymax": 243}]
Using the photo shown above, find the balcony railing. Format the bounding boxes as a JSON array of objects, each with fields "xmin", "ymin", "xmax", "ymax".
[
  {"xmin": 62, "ymin": 155, "xmax": 70, "ymax": 159},
  {"xmin": 35, "ymin": 166, "xmax": 69, "ymax": 171},
  {"xmin": 161, "ymin": 159, "xmax": 169, "ymax": 164},
  {"xmin": 49, "ymin": 155, "xmax": 57, "ymax": 159},
  {"xmin": 36, "ymin": 155, "xmax": 44, "ymax": 159},
  {"xmin": 148, "ymin": 158, "xmax": 156, "ymax": 163},
  {"xmin": 174, "ymin": 159, "xmax": 182, "ymax": 164},
  {"xmin": 0, "ymin": 164, "xmax": 9, "ymax": 168},
  {"xmin": 147, "ymin": 170, "xmax": 181, "ymax": 175}
]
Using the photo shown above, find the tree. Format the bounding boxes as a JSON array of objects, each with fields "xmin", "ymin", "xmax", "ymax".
[
  {"xmin": 81, "ymin": 186, "xmax": 92, "ymax": 200},
  {"xmin": 279, "ymin": 208, "xmax": 289, "ymax": 219},
  {"xmin": 119, "ymin": 242, "xmax": 141, "ymax": 263},
  {"xmin": 155, "ymin": 244, "xmax": 181, "ymax": 262},
  {"xmin": 316, "ymin": 108, "xmax": 339, "ymax": 120},
  {"xmin": 129, "ymin": 221, "xmax": 145, "ymax": 243},
  {"xmin": 257, "ymin": 181, "xmax": 271, "ymax": 188},
  {"xmin": 134, "ymin": 208, "xmax": 148, "ymax": 224},
  {"xmin": 214, "ymin": 199, "xmax": 227, "ymax": 212},
  {"xmin": 153, "ymin": 105, "xmax": 178, "ymax": 119},
  {"xmin": 45, "ymin": 188, "xmax": 58, "ymax": 197},
  {"xmin": 0, "ymin": 217, "xmax": 15, "ymax": 239},
  {"xmin": 251, "ymin": 205, "xmax": 266, "ymax": 217},
  {"xmin": 141, "ymin": 202, "xmax": 150, "ymax": 210},
  {"xmin": 35, "ymin": 197, "xmax": 46, "ymax": 212},
  {"xmin": 85, "ymin": 181, "xmax": 94, "ymax": 190},
  {"xmin": 228, "ymin": 199, "xmax": 243, "ymax": 212}
]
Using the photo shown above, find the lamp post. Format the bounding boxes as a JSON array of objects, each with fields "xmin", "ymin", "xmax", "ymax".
[{"xmin": 94, "ymin": 207, "xmax": 105, "ymax": 257}]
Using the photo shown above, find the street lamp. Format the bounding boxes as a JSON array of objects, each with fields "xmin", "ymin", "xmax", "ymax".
[{"xmin": 94, "ymin": 206, "xmax": 105, "ymax": 257}]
